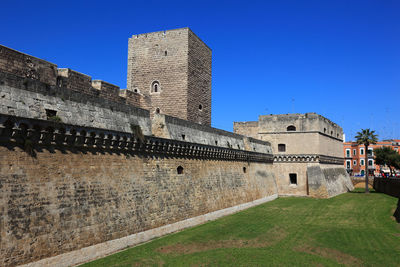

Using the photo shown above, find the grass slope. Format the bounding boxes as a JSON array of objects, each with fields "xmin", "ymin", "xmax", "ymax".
[{"xmin": 81, "ymin": 189, "xmax": 400, "ymax": 266}]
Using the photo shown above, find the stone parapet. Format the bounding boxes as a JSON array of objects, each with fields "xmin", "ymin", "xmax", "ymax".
[
  {"xmin": 0, "ymin": 113, "xmax": 274, "ymax": 163},
  {"xmin": 0, "ymin": 45, "xmax": 144, "ymax": 110}
]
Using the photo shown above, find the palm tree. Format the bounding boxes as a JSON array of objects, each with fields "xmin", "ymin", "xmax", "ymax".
[{"xmin": 355, "ymin": 129, "xmax": 378, "ymax": 193}]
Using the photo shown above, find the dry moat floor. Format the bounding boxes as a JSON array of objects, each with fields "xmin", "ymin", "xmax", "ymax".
[{"xmin": 81, "ymin": 189, "xmax": 400, "ymax": 266}]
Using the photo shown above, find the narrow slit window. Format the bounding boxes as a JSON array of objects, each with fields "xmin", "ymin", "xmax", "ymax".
[{"xmin": 289, "ymin": 173, "xmax": 297, "ymax": 185}]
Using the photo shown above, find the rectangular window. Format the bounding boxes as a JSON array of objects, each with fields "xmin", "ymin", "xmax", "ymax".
[
  {"xmin": 368, "ymin": 148, "xmax": 373, "ymax": 156},
  {"xmin": 346, "ymin": 149, "xmax": 350, "ymax": 157},
  {"xmin": 289, "ymin": 173, "xmax": 297, "ymax": 185},
  {"xmin": 346, "ymin": 160, "xmax": 351, "ymax": 169},
  {"xmin": 353, "ymin": 149, "xmax": 356, "ymax": 156},
  {"xmin": 361, "ymin": 159, "xmax": 364, "ymax": 166},
  {"xmin": 368, "ymin": 160, "xmax": 373, "ymax": 166},
  {"xmin": 360, "ymin": 148, "xmax": 364, "ymax": 155},
  {"xmin": 278, "ymin": 144, "xmax": 286, "ymax": 152}
]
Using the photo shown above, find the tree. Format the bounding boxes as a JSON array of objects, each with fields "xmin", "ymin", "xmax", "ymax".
[
  {"xmin": 355, "ymin": 129, "xmax": 378, "ymax": 193},
  {"xmin": 374, "ymin": 146, "xmax": 400, "ymax": 176}
]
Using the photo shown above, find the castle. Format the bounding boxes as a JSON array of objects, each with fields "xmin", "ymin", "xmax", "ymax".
[{"xmin": 0, "ymin": 27, "xmax": 352, "ymax": 266}]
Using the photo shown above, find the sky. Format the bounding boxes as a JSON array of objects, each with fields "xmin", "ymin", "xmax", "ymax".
[{"xmin": 1, "ymin": 0, "xmax": 399, "ymax": 141}]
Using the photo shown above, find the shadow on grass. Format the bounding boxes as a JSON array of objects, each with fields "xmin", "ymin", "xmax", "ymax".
[
  {"xmin": 349, "ymin": 187, "xmax": 379, "ymax": 194},
  {"xmin": 349, "ymin": 190, "xmax": 379, "ymax": 194}
]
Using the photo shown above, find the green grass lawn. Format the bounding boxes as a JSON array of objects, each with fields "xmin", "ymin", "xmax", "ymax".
[{"xmin": 81, "ymin": 189, "xmax": 400, "ymax": 266}]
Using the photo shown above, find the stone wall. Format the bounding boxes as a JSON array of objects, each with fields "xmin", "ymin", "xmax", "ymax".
[
  {"xmin": 0, "ymin": 45, "xmax": 57, "ymax": 86},
  {"xmin": 127, "ymin": 28, "xmax": 212, "ymax": 125},
  {"xmin": 152, "ymin": 114, "xmax": 271, "ymax": 153},
  {"xmin": 0, "ymin": 76, "xmax": 152, "ymax": 135},
  {"xmin": 308, "ymin": 165, "xmax": 354, "ymax": 198},
  {"xmin": 187, "ymin": 29, "xmax": 212, "ymax": 125},
  {"xmin": 233, "ymin": 121, "xmax": 259, "ymax": 139},
  {"xmin": 258, "ymin": 113, "xmax": 343, "ymax": 139},
  {"xmin": 0, "ymin": 115, "xmax": 277, "ymax": 267},
  {"xmin": 271, "ymin": 162, "xmax": 312, "ymax": 196}
]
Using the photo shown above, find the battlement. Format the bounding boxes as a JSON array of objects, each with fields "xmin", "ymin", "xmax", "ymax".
[
  {"xmin": 131, "ymin": 27, "xmax": 189, "ymax": 39},
  {"xmin": 258, "ymin": 112, "xmax": 343, "ymax": 139},
  {"xmin": 0, "ymin": 44, "xmax": 146, "ymax": 112},
  {"xmin": 0, "ymin": 45, "xmax": 58, "ymax": 85}
]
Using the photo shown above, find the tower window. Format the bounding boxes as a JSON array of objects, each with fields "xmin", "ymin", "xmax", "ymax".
[
  {"xmin": 278, "ymin": 144, "xmax": 286, "ymax": 152},
  {"xmin": 155, "ymin": 108, "xmax": 160, "ymax": 114},
  {"xmin": 287, "ymin": 125, "xmax": 296, "ymax": 131},
  {"xmin": 165, "ymin": 51, "xmax": 168, "ymax": 56},
  {"xmin": 199, "ymin": 104, "xmax": 203, "ymax": 111},
  {"xmin": 151, "ymin": 81, "xmax": 160, "ymax": 93},
  {"xmin": 243, "ymin": 167, "xmax": 247, "ymax": 173}
]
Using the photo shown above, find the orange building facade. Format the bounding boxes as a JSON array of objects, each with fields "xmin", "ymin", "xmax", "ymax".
[{"xmin": 343, "ymin": 139, "xmax": 400, "ymax": 176}]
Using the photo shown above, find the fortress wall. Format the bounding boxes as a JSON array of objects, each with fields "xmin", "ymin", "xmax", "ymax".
[
  {"xmin": 308, "ymin": 164, "xmax": 353, "ymax": 198},
  {"xmin": 318, "ymin": 134, "xmax": 343, "ymax": 158},
  {"xmin": 257, "ymin": 113, "xmax": 343, "ymax": 139},
  {"xmin": 0, "ymin": 142, "xmax": 276, "ymax": 267},
  {"xmin": 233, "ymin": 121, "xmax": 259, "ymax": 138},
  {"xmin": 0, "ymin": 45, "xmax": 58, "ymax": 86},
  {"xmin": 0, "ymin": 81, "xmax": 152, "ymax": 135},
  {"xmin": 0, "ymin": 45, "xmax": 145, "ymax": 115},
  {"xmin": 260, "ymin": 132, "xmax": 320, "ymax": 154},
  {"xmin": 152, "ymin": 114, "xmax": 272, "ymax": 153},
  {"xmin": 271, "ymin": 162, "xmax": 311, "ymax": 196}
]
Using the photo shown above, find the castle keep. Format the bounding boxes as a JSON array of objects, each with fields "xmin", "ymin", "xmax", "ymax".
[
  {"xmin": 127, "ymin": 28, "xmax": 212, "ymax": 125},
  {"xmin": 0, "ymin": 28, "xmax": 352, "ymax": 266}
]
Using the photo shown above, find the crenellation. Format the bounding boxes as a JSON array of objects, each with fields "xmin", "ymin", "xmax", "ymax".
[
  {"xmin": 0, "ymin": 27, "xmax": 354, "ymax": 267},
  {"xmin": 0, "ymin": 45, "xmax": 58, "ymax": 86},
  {"xmin": 57, "ymin": 68, "xmax": 93, "ymax": 95},
  {"xmin": 92, "ymin": 80, "xmax": 120, "ymax": 102}
]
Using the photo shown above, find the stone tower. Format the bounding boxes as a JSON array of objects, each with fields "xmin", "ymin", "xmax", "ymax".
[{"xmin": 127, "ymin": 27, "xmax": 212, "ymax": 125}]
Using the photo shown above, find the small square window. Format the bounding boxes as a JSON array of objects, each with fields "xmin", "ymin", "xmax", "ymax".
[{"xmin": 278, "ymin": 144, "xmax": 286, "ymax": 152}]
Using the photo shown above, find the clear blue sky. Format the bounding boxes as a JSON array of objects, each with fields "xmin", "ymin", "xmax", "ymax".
[{"xmin": 1, "ymin": 0, "xmax": 399, "ymax": 141}]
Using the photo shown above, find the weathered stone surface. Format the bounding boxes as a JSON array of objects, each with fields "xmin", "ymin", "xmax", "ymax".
[
  {"xmin": 308, "ymin": 165, "xmax": 353, "ymax": 198},
  {"xmin": 0, "ymin": 145, "xmax": 277, "ymax": 266},
  {"xmin": 127, "ymin": 28, "xmax": 211, "ymax": 125}
]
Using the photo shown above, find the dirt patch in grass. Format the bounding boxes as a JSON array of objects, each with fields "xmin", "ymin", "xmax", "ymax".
[
  {"xmin": 353, "ymin": 182, "xmax": 372, "ymax": 189},
  {"xmin": 157, "ymin": 226, "xmax": 287, "ymax": 254},
  {"xmin": 133, "ymin": 258, "xmax": 165, "ymax": 267},
  {"xmin": 295, "ymin": 244, "xmax": 362, "ymax": 266}
]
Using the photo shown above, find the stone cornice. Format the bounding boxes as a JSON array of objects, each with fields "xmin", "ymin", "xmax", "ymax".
[
  {"xmin": 273, "ymin": 154, "xmax": 344, "ymax": 165},
  {"xmin": 0, "ymin": 114, "xmax": 274, "ymax": 163}
]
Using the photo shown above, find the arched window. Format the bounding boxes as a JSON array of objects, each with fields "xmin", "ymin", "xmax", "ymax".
[
  {"xmin": 155, "ymin": 108, "xmax": 160, "ymax": 114},
  {"xmin": 287, "ymin": 125, "xmax": 296, "ymax": 131},
  {"xmin": 199, "ymin": 104, "xmax": 203, "ymax": 111},
  {"xmin": 151, "ymin": 81, "xmax": 160, "ymax": 93}
]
